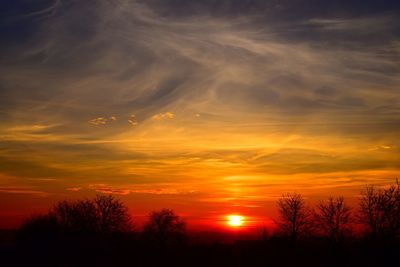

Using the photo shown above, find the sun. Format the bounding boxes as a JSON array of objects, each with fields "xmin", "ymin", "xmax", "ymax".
[{"xmin": 227, "ymin": 215, "xmax": 244, "ymax": 227}]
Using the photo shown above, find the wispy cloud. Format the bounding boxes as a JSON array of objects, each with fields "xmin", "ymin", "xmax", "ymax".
[
  {"xmin": 152, "ymin": 112, "xmax": 175, "ymax": 121},
  {"xmin": 88, "ymin": 183, "xmax": 197, "ymax": 196},
  {"xmin": 306, "ymin": 15, "xmax": 397, "ymax": 33},
  {"xmin": 66, "ymin": 187, "xmax": 82, "ymax": 192},
  {"xmin": 88, "ymin": 117, "xmax": 108, "ymax": 126},
  {"xmin": 88, "ymin": 116, "xmax": 119, "ymax": 126},
  {"xmin": 128, "ymin": 114, "xmax": 138, "ymax": 126},
  {"xmin": 0, "ymin": 186, "xmax": 47, "ymax": 196}
]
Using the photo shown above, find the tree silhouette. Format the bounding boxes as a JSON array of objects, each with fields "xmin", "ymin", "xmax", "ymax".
[
  {"xmin": 51, "ymin": 195, "xmax": 131, "ymax": 235},
  {"xmin": 359, "ymin": 185, "xmax": 382, "ymax": 239},
  {"xmin": 51, "ymin": 199, "xmax": 98, "ymax": 235},
  {"xmin": 314, "ymin": 196, "xmax": 351, "ymax": 242},
  {"xmin": 143, "ymin": 208, "xmax": 186, "ymax": 247},
  {"xmin": 359, "ymin": 181, "xmax": 400, "ymax": 240},
  {"xmin": 93, "ymin": 195, "xmax": 131, "ymax": 234},
  {"xmin": 276, "ymin": 193, "xmax": 312, "ymax": 241}
]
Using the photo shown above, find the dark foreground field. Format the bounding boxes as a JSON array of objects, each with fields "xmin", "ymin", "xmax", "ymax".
[{"xmin": 1, "ymin": 229, "xmax": 399, "ymax": 267}]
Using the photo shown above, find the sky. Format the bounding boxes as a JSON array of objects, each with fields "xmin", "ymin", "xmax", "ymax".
[{"xmin": 0, "ymin": 0, "xmax": 399, "ymax": 230}]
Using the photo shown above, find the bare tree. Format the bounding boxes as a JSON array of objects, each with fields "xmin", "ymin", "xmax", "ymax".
[
  {"xmin": 276, "ymin": 193, "xmax": 312, "ymax": 241},
  {"xmin": 93, "ymin": 195, "xmax": 131, "ymax": 234},
  {"xmin": 381, "ymin": 181, "xmax": 400, "ymax": 238},
  {"xmin": 51, "ymin": 199, "xmax": 98, "ymax": 234},
  {"xmin": 359, "ymin": 185, "xmax": 382, "ymax": 239},
  {"xmin": 143, "ymin": 208, "xmax": 186, "ymax": 246},
  {"xmin": 359, "ymin": 180, "xmax": 400, "ymax": 240},
  {"xmin": 314, "ymin": 196, "xmax": 352, "ymax": 242}
]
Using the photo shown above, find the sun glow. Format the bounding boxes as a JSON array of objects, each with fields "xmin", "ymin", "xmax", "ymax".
[{"xmin": 227, "ymin": 215, "xmax": 244, "ymax": 227}]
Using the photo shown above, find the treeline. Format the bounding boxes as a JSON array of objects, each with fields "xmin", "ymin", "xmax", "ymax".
[
  {"xmin": 3, "ymin": 180, "xmax": 400, "ymax": 267},
  {"xmin": 275, "ymin": 180, "xmax": 400, "ymax": 243},
  {"xmin": 19, "ymin": 195, "xmax": 186, "ymax": 247},
  {"xmin": 15, "ymin": 196, "xmax": 187, "ymax": 266}
]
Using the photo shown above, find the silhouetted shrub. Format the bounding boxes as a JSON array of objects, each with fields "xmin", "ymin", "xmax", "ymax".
[{"xmin": 18, "ymin": 214, "xmax": 61, "ymax": 242}]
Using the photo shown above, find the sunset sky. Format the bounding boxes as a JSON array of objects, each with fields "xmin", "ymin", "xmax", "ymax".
[{"xmin": 0, "ymin": 0, "xmax": 399, "ymax": 230}]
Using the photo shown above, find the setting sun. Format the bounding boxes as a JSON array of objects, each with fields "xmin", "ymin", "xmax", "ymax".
[{"xmin": 227, "ymin": 215, "xmax": 244, "ymax": 227}]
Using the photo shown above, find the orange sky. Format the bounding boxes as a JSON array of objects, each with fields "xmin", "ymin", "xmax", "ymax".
[{"xmin": 0, "ymin": 1, "xmax": 399, "ymax": 230}]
